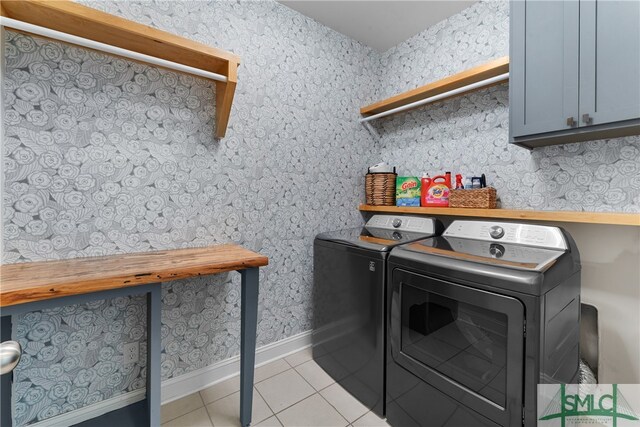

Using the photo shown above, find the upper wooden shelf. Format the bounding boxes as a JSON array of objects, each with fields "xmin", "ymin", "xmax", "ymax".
[
  {"xmin": 359, "ymin": 204, "xmax": 640, "ymax": 227},
  {"xmin": 0, "ymin": 244, "xmax": 268, "ymax": 307},
  {"xmin": 361, "ymin": 56, "xmax": 509, "ymax": 118},
  {"xmin": 0, "ymin": 0, "xmax": 239, "ymax": 138}
]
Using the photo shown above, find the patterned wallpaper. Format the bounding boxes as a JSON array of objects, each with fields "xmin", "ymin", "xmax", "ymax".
[
  {"xmin": 373, "ymin": 0, "xmax": 640, "ymax": 213},
  {"xmin": 3, "ymin": 0, "xmax": 639, "ymax": 425},
  {"xmin": 2, "ymin": 1, "xmax": 379, "ymax": 424}
]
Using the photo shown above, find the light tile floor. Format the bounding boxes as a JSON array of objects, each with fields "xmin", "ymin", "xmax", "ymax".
[{"xmin": 161, "ymin": 348, "xmax": 390, "ymax": 427}]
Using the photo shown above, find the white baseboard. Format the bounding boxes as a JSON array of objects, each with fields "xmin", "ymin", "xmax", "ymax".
[
  {"xmin": 162, "ymin": 329, "xmax": 312, "ymax": 404},
  {"xmin": 29, "ymin": 389, "xmax": 146, "ymax": 427},
  {"xmin": 32, "ymin": 330, "xmax": 312, "ymax": 426}
]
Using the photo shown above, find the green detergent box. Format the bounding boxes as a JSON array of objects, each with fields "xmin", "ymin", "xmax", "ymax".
[{"xmin": 396, "ymin": 177, "xmax": 421, "ymax": 207}]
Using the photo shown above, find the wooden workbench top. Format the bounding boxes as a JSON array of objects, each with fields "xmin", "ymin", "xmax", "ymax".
[{"xmin": 0, "ymin": 244, "xmax": 268, "ymax": 308}]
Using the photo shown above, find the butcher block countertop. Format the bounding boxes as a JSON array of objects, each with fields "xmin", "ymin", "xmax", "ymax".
[{"xmin": 0, "ymin": 244, "xmax": 268, "ymax": 308}]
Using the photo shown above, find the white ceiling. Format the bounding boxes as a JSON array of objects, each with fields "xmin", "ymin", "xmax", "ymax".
[{"xmin": 279, "ymin": 1, "xmax": 477, "ymax": 52}]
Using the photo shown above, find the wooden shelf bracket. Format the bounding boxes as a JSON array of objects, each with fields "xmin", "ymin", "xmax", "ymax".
[{"xmin": 216, "ymin": 62, "xmax": 238, "ymax": 138}]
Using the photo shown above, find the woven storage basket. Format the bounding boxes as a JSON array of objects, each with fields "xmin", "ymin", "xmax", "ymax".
[
  {"xmin": 365, "ymin": 173, "xmax": 397, "ymax": 206},
  {"xmin": 449, "ymin": 188, "xmax": 497, "ymax": 209}
]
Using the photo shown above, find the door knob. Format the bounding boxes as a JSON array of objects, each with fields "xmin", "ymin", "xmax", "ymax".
[
  {"xmin": 0, "ymin": 341, "xmax": 22, "ymax": 375},
  {"xmin": 582, "ymin": 113, "xmax": 593, "ymax": 125},
  {"xmin": 566, "ymin": 116, "xmax": 577, "ymax": 127}
]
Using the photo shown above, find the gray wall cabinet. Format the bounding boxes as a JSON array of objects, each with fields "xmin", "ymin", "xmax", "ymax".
[{"xmin": 510, "ymin": 0, "xmax": 640, "ymax": 149}]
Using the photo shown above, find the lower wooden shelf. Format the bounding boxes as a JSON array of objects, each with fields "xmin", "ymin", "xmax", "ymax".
[{"xmin": 359, "ymin": 204, "xmax": 640, "ymax": 227}]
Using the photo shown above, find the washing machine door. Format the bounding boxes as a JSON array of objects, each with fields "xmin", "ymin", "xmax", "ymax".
[{"xmin": 389, "ymin": 268, "xmax": 525, "ymax": 426}]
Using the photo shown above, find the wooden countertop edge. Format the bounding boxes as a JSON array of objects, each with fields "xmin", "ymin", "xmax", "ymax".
[
  {"xmin": 359, "ymin": 204, "xmax": 640, "ymax": 226},
  {"xmin": 0, "ymin": 244, "xmax": 268, "ymax": 308}
]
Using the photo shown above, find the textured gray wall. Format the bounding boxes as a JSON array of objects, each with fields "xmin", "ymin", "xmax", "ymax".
[
  {"xmin": 2, "ymin": 0, "xmax": 639, "ymax": 425},
  {"xmin": 2, "ymin": 1, "xmax": 379, "ymax": 424},
  {"xmin": 373, "ymin": 0, "xmax": 640, "ymax": 212}
]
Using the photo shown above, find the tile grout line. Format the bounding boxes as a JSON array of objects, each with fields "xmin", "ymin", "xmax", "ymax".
[
  {"xmin": 162, "ymin": 354, "xmax": 386, "ymax": 427},
  {"xmin": 297, "ymin": 368, "xmax": 380, "ymax": 426},
  {"xmin": 172, "ymin": 353, "xmax": 320, "ymax": 426},
  {"xmin": 281, "ymin": 356, "xmax": 294, "ymax": 368},
  {"xmin": 199, "ymin": 358, "xmax": 296, "ymax": 407},
  {"xmin": 258, "ymin": 369, "xmax": 316, "ymax": 416},
  {"xmin": 252, "ymin": 356, "xmax": 296, "ymax": 424},
  {"xmin": 268, "ymin": 355, "xmax": 353, "ymax": 424},
  {"xmin": 314, "ymin": 388, "xmax": 351, "ymax": 426},
  {"xmin": 263, "ymin": 368, "xmax": 349, "ymax": 427},
  {"xmin": 350, "ymin": 410, "xmax": 373, "ymax": 426},
  {"xmin": 254, "ymin": 366, "xmax": 332, "ymax": 422},
  {"xmin": 274, "ymin": 412, "xmax": 285, "ymax": 427},
  {"xmin": 253, "ymin": 361, "xmax": 298, "ymax": 416},
  {"xmin": 254, "ymin": 384, "xmax": 277, "ymax": 421},
  {"xmin": 204, "ymin": 400, "xmax": 216, "ymax": 427},
  {"xmin": 251, "ymin": 385, "xmax": 274, "ymax": 425},
  {"xmin": 165, "ymin": 380, "xmax": 372, "ymax": 425},
  {"xmin": 161, "ymin": 392, "xmax": 207, "ymax": 424},
  {"xmin": 272, "ymin": 392, "xmax": 338, "ymax": 427},
  {"xmin": 291, "ymin": 359, "xmax": 330, "ymax": 393},
  {"xmin": 282, "ymin": 349, "xmax": 313, "ymax": 368}
]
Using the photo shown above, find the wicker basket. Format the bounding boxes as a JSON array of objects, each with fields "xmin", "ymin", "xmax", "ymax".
[
  {"xmin": 365, "ymin": 173, "xmax": 397, "ymax": 206},
  {"xmin": 449, "ymin": 187, "xmax": 497, "ymax": 209}
]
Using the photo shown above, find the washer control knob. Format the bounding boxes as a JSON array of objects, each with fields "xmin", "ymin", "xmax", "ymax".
[
  {"xmin": 392, "ymin": 218, "xmax": 402, "ymax": 228},
  {"xmin": 490, "ymin": 243, "xmax": 505, "ymax": 259},
  {"xmin": 489, "ymin": 225, "xmax": 504, "ymax": 239}
]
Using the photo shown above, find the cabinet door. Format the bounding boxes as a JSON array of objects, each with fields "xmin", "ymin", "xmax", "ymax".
[
  {"xmin": 510, "ymin": 1, "xmax": 580, "ymax": 137},
  {"xmin": 579, "ymin": 0, "xmax": 640, "ymax": 126}
]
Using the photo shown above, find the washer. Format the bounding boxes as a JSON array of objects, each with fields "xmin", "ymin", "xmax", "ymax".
[
  {"xmin": 386, "ymin": 220, "xmax": 581, "ymax": 427},
  {"xmin": 312, "ymin": 215, "xmax": 443, "ymax": 417}
]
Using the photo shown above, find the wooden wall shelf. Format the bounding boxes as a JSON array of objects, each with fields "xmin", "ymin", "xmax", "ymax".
[
  {"xmin": 1, "ymin": 0, "xmax": 240, "ymax": 138},
  {"xmin": 359, "ymin": 204, "xmax": 640, "ymax": 227},
  {"xmin": 361, "ymin": 56, "xmax": 509, "ymax": 119}
]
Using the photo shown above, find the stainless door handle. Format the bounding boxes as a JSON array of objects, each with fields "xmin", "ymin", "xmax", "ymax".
[
  {"xmin": 582, "ymin": 113, "xmax": 593, "ymax": 125},
  {"xmin": 566, "ymin": 116, "xmax": 577, "ymax": 127},
  {"xmin": 0, "ymin": 341, "xmax": 22, "ymax": 375}
]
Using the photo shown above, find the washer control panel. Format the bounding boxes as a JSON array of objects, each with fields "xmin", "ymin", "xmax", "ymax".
[
  {"xmin": 443, "ymin": 220, "xmax": 567, "ymax": 250},
  {"xmin": 366, "ymin": 215, "xmax": 437, "ymax": 234}
]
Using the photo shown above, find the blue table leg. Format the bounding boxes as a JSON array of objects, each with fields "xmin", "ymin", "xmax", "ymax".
[
  {"xmin": 147, "ymin": 286, "xmax": 161, "ymax": 426},
  {"xmin": 240, "ymin": 268, "xmax": 259, "ymax": 427},
  {"xmin": 1, "ymin": 316, "xmax": 13, "ymax": 427}
]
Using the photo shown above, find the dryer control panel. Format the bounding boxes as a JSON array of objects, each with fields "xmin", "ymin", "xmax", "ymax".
[
  {"xmin": 366, "ymin": 215, "xmax": 438, "ymax": 234},
  {"xmin": 443, "ymin": 220, "xmax": 568, "ymax": 250}
]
